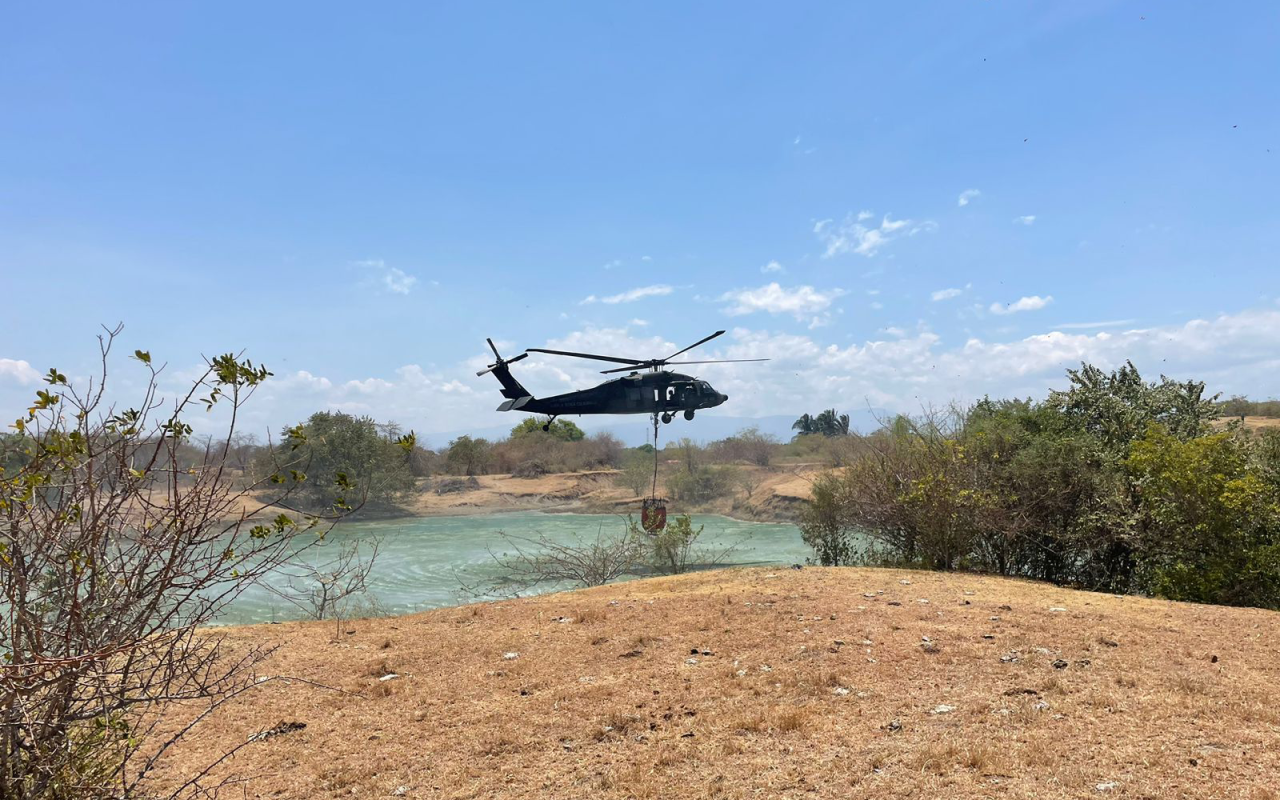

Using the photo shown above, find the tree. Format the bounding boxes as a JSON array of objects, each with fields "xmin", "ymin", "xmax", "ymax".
[
  {"xmin": 445, "ymin": 435, "xmax": 492, "ymax": 476},
  {"xmin": 1047, "ymin": 360, "xmax": 1217, "ymax": 458},
  {"xmin": 0, "ymin": 327, "xmax": 351, "ymax": 799},
  {"xmin": 793, "ymin": 410, "xmax": 850, "ymax": 438},
  {"xmin": 509, "ymin": 417, "xmax": 585, "ymax": 442},
  {"xmin": 267, "ymin": 411, "xmax": 416, "ymax": 510},
  {"xmin": 791, "ymin": 413, "xmax": 816, "ymax": 437}
]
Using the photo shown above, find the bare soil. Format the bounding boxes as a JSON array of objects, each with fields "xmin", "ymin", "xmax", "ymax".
[{"xmin": 149, "ymin": 567, "xmax": 1280, "ymax": 799}]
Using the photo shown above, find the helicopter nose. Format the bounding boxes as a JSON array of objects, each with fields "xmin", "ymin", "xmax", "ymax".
[{"xmin": 718, "ymin": 392, "xmax": 729, "ymax": 405}]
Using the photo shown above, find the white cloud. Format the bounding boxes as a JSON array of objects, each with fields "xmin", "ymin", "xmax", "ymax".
[
  {"xmin": 49, "ymin": 307, "xmax": 1274, "ymax": 443},
  {"xmin": 760, "ymin": 260, "xmax": 785, "ymax": 274},
  {"xmin": 814, "ymin": 211, "xmax": 936, "ymax": 258},
  {"xmin": 629, "ymin": 318, "xmax": 649, "ymax": 327},
  {"xmin": 990, "ymin": 295, "xmax": 1052, "ymax": 315},
  {"xmin": 603, "ymin": 259, "xmax": 622, "ymax": 270},
  {"xmin": 580, "ymin": 285, "xmax": 673, "ymax": 305},
  {"xmin": 718, "ymin": 283, "xmax": 847, "ymax": 321},
  {"xmin": 958, "ymin": 189, "xmax": 981, "ymax": 207},
  {"xmin": 931, "ymin": 288, "xmax": 964, "ymax": 301},
  {"xmin": 353, "ymin": 259, "xmax": 419, "ymax": 295},
  {"xmin": 0, "ymin": 358, "xmax": 41, "ymax": 385},
  {"xmin": 1014, "ymin": 215, "xmax": 1037, "ymax": 226},
  {"xmin": 383, "ymin": 268, "xmax": 417, "ymax": 295},
  {"xmin": 1050, "ymin": 320, "xmax": 1136, "ymax": 330}
]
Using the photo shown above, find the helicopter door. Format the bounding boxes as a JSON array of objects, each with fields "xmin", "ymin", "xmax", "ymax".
[{"xmin": 653, "ymin": 386, "xmax": 678, "ymax": 408}]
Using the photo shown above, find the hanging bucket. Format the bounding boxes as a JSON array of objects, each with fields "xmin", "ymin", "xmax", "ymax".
[{"xmin": 641, "ymin": 497, "xmax": 667, "ymax": 533}]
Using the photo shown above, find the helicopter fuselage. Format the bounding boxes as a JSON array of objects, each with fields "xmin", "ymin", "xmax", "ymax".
[{"xmin": 499, "ymin": 370, "xmax": 727, "ymax": 418}]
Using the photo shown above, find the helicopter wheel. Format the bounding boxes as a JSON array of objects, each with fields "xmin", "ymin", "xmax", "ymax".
[
  {"xmin": 660, "ymin": 412, "xmax": 673, "ymax": 424},
  {"xmin": 683, "ymin": 409, "xmax": 695, "ymax": 421}
]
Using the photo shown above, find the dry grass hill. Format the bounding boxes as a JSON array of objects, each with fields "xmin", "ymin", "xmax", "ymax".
[{"xmin": 152, "ymin": 567, "xmax": 1279, "ymax": 799}]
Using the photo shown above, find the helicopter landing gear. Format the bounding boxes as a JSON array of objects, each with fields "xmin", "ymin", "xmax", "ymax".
[
  {"xmin": 683, "ymin": 409, "xmax": 695, "ymax": 421},
  {"xmin": 660, "ymin": 412, "xmax": 673, "ymax": 424},
  {"xmin": 541, "ymin": 415, "xmax": 558, "ymax": 432}
]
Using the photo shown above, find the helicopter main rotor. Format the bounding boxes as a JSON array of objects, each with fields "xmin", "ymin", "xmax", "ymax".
[{"xmin": 525, "ymin": 329, "xmax": 768, "ymax": 374}]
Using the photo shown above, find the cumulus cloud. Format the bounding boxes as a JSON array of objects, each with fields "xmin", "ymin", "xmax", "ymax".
[
  {"xmin": 760, "ymin": 260, "xmax": 785, "ymax": 274},
  {"xmin": 958, "ymin": 189, "xmax": 981, "ymax": 207},
  {"xmin": 580, "ymin": 285, "xmax": 673, "ymax": 305},
  {"xmin": 353, "ymin": 259, "xmax": 419, "ymax": 295},
  {"xmin": 1014, "ymin": 215, "xmax": 1037, "ymax": 226},
  {"xmin": 990, "ymin": 295, "xmax": 1052, "ymax": 315},
  {"xmin": 718, "ymin": 283, "xmax": 847, "ymax": 322},
  {"xmin": 931, "ymin": 287, "xmax": 964, "ymax": 301},
  {"xmin": 1050, "ymin": 320, "xmax": 1136, "ymax": 330},
  {"xmin": 814, "ymin": 211, "xmax": 936, "ymax": 258},
  {"xmin": 35, "ymin": 307, "xmax": 1271, "ymax": 444},
  {"xmin": 0, "ymin": 358, "xmax": 41, "ymax": 385}
]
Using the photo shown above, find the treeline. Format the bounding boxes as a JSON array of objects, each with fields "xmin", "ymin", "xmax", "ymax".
[
  {"xmin": 801, "ymin": 362, "xmax": 1280, "ymax": 610},
  {"xmin": 1216, "ymin": 395, "xmax": 1280, "ymax": 418},
  {"xmin": 225, "ymin": 413, "xmax": 800, "ymax": 512}
]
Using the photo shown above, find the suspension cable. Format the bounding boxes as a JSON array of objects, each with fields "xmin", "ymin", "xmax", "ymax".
[{"xmin": 650, "ymin": 412, "xmax": 660, "ymax": 497}]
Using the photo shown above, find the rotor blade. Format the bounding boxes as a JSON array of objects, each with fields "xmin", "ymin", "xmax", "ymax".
[
  {"xmin": 476, "ymin": 366, "xmax": 495, "ymax": 377},
  {"xmin": 525, "ymin": 347, "xmax": 644, "ymax": 366},
  {"xmin": 598, "ymin": 358, "xmax": 768, "ymax": 375},
  {"xmin": 665, "ymin": 330, "xmax": 725, "ymax": 361},
  {"xmin": 486, "ymin": 338, "xmax": 501, "ymax": 360},
  {"xmin": 666, "ymin": 359, "xmax": 770, "ymax": 365},
  {"xmin": 507, "ymin": 352, "xmax": 529, "ymax": 365}
]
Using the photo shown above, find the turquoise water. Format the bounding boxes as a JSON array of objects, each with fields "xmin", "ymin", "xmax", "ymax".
[{"xmin": 220, "ymin": 512, "xmax": 810, "ymax": 624}]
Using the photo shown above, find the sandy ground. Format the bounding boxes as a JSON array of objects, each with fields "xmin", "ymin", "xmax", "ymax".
[
  {"xmin": 148, "ymin": 567, "xmax": 1280, "ymax": 799},
  {"xmin": 1213, "ymin": 416, "xmax": 1280, "ymax": 432}
]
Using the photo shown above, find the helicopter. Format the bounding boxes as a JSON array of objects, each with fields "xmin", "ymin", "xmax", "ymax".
[{"xmin": 476, "ymin": 330, "xmax": 767, "ymax": 429}]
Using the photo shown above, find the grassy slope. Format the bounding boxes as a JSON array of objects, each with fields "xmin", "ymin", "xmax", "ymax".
[{"xmin": 151, "ymin": 567, "xmax": 1280, "ymax": 799}]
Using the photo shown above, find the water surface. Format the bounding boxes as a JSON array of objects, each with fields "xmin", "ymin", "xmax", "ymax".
[{"xmin": 221, "ymin": 512, "xmax": 809, "ymax": 624}]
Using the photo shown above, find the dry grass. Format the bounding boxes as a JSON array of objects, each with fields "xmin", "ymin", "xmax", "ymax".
[{"xmin": 147, "ymin": 567, "xmax": 1280, "ymax": 799}]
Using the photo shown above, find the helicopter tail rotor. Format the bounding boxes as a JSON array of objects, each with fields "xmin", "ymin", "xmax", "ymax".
[{"xmin": 476, "ymin": 338, "xmax": 529, "ymax": 376}]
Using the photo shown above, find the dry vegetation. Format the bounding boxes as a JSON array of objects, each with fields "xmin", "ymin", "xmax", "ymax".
[
  {"xmin": 214, "ymin": 465, "xmax": 822, "ymax": 524},
  {"xmin": 148, "ymin": 568, "xmax": 1280, "ymax": 799}
]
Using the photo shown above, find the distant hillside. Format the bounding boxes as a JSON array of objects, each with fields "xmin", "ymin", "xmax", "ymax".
[{"xmin": 153, "ymin": 567, "xmax": 1280, "ymax": 799}]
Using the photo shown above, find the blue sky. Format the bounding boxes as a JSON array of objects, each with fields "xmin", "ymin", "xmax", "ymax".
[{"xmin": 2, "ymin": 2, "xmax": 1278, "ymax": 444}]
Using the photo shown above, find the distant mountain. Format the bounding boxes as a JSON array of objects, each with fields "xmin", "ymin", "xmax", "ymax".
[{"xmin": 421, "ymin": 408, "xmax": 888, "ymax": 449}]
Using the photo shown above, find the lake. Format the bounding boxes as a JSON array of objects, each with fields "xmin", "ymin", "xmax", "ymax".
[{"xmin": 220, "ymin": 512, "xmax": 811, "ymax": 624}]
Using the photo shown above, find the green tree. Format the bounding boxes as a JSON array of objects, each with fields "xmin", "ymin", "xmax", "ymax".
[
  {"xmin": 1126, "ymin": 425, "xmax": 1280, "ymax": 607},
  {"xmin": 1047, "ymin": 360, "xmax": 1217, "ymax": 458},
  {"xmin": 509, "ymin": 417, "xmax": 585, "ymax": 441},
  {"xmin": 445, "ymin": 435, "xmax": 492, "ymax": 476},
  {"xmin": 272, "ymin": 411, "xmax": 416, "ymax": 509}
]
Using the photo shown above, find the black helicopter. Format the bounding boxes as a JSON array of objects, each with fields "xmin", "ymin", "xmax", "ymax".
[{"xmin": 477, "ymin": 330, "xmax": 767, "ymax": 429}]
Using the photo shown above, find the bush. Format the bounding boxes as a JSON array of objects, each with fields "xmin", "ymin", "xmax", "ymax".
[
  {"xmin": 799, "ymin": 361, "xmax": 1280, "ymax": 610},
  {"xmin": 707, "ymin": 426, "xmax": 779, "ymax": 466},
  {"xmin": 0, "ymin": 331, "xmax": 347, "ymax": 798},
  {"xmin": 617, "ymin": 452, "xmax": 655, "ymax": 497},
  {"xmin": 666, "ymin": 465, "xmax": 734, "ymax": 502}
]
